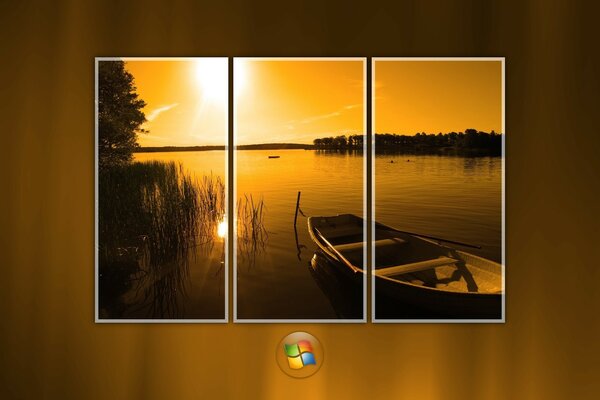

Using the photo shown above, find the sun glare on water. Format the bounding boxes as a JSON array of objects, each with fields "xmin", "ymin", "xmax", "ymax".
[
  {"xmin": 217, "ymin": 219, "xmax": 227, "ymax": 239},
  {"xmin": 195, "ymin": 59, "xmax": 228, "ymax": 104}
]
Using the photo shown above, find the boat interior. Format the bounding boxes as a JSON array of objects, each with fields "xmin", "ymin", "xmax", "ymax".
[
  {"xmin": 311, "ymin": 215, "xmax": 365, "ymax": 270},
  {"xmin": 375, "ymin": 227, "xmax": 501, "ymax": 294},
  {"xmin": 311, "ymin": 215, "xmax": 501, "ymax": 294}
]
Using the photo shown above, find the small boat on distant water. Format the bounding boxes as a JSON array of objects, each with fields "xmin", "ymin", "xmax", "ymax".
[
  {"xmin": 307, "ymin": 214, "xmax": 502, "ymax": 318},
  {"xmin": 268, "ymin": 155, "xmax": 280, "ymax": 159}
]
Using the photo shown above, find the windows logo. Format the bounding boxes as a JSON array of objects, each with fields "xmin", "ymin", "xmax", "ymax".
[
  {"xmin": 277, "ymin": 332, "xmax": 323, "ymax": 378},
  {"xmin": 283, "ymin": 340, "xmax": 317, "ymax": 369}
]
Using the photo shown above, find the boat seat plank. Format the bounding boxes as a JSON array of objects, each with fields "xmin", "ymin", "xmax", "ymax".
[
  {"xmin": 334, "ymin": 238, "xmax": 406, "ymax": 253},
  {"xmin": 317, "ymin": 226, "xmax": 363, "ymax": 239},
  {"xmin": 375, "ymin": 257, "xmax": 458, "ymax": 277}
]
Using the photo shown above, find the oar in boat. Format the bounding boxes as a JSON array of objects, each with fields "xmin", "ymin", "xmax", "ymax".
[
  {"xmin": 374, "ymin": 222, "xmax": 482, "ymax": 249},
  {"xmin": 313, "ymin": 229, "xmax": 361, "ymax": 273}
]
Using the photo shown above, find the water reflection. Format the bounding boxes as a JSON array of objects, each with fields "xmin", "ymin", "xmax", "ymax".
[
  {"xmin": 236, "ymin": 195, "xmax": 268, "ymax": 271},
  {"xmin": 308, "ymin": 252, "xmax": 362, "ymax": 319},
  {"xmin": 100, "ymin": 228, "xmax": 226, "ymax": 319},
  {"xmin": 294, "ymin": 223, "xmax": 307, "ymax": 261},
  {"xmin": 315, "ymin": 149, "xmax": 364, "ymax": 157}
]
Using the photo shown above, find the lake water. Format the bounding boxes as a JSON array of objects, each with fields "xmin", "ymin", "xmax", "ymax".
[
  {"xmin": 236, "ymin": 149, "xmax": 365, "ymax": 320},
  {"xmin": 104, "ymin": 151, "xmax": 228, "ymax": 320},
  {"xmin": 124, "ymin": 150, "xmax": 501, "ymax": 320},
  {"xmin": 375, "ymin": 154, "xmax": 502, "ymax": 263}
]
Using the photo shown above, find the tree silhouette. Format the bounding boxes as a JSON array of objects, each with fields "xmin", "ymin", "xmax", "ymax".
[{"xmin": 98, "ymin": 61, "xmax": 146, "ymax": 169}]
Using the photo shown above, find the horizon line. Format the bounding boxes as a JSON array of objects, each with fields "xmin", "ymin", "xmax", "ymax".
[{"xmin": 137, "ymin": 129, "xmax": 503, "ymax": 148}]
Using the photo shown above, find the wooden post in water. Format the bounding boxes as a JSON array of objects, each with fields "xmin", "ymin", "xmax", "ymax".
[{"xmin": 294, "ymin": 191, "xmax": 301, "ymax": 228}]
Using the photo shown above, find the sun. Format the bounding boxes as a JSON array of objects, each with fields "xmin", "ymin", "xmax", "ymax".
[
  {"xmin": 234, "ymin": 59, "xmax": 248, "ymax": 98},
  {"xmin": 194, "ymin": 59, "xmax": 228, "ymax": 104}
]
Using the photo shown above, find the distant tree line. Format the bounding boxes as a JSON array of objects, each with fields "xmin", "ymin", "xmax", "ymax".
[
  {"xmin": 313, "ymin": 134, "xmax": 364, "ymax": 149},
  {"xmin": 375, "ymin": 129, "xmax": 502, "ymax": 150},
  {"xmin": 313, "ymin": 129, "xmax": 502, "ymax": 151}
]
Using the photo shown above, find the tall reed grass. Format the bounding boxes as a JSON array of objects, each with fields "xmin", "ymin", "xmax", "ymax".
[
  {"xmin": 236, "ymin": 194, "xmax": 268, "ymax": 266},
  {"xmin": 99, "ymin": 160, "xmax": 273, "ymax": 316},
  {"xmin": 99, "ymin": 161, "xmax": 224, "ymax": 268}
]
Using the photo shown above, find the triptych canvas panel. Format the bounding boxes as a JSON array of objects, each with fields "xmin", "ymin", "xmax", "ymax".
[{"xmin": 95, "ymin": 57, "xmax": 503, "ymax": 323}]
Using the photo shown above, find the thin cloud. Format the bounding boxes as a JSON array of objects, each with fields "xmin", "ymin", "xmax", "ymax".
[
  {"xmin": 140, "ymin": 133, "xmax": 205, "ymax": 147},
  {"xmin": 146, "ymin": 103, "xmax": 178, "ymax": 122},
  {"xmin": 288, "ymin": 103, "xmax": 362, "ymax": 127},
  {"xmin": 299, "ymin": 111, "xmax": 342, "ymax": 124},
  {"xmin": 348, "ymin": 78, "xmax": 364, "ymax": 89}
]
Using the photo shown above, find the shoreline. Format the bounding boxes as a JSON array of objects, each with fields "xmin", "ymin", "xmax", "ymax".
[
  {"xmin": 134, "ymin": 145, "xmax": 500, "ymax": 156},
  {"xmin": 134, "ymin": 143, "xmax": 315, "ymax": 153}
]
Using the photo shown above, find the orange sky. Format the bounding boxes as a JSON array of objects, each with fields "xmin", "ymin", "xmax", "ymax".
[
  {"xmin": 235, "ymin": 59, "xmax": 364, "ymax": 145},
  {"xmin": 375, "ymin": 60, "xmax": 502, "ymax": 134},
  {"xmin": 123, "ymin": 59, "xmax": 500, "ymax": 146},
  {"xmin": 126, "ymin": 59, "xmax": 228, "ymax": 147}
]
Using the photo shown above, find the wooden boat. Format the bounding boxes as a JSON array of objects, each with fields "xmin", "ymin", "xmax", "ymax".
[
  {"xmin": 268, "ymin": 155, "xmax": 280, "ymax": 159},
  {"xmin": 307, "ymin": 214, "xmax": 502, "ymax": 318},
  {"xmin": 308, "ymin": 214, "xmax": 366, "ymax": 281}
]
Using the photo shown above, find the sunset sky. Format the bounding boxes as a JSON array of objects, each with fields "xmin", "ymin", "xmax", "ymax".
[
  {"xmin": 235, "ymin": 59, "xmax": 364, "ymax": 145},
  {"xmin": 122, "ymin": 59, "xmax": 499, "ymax": 147},
  {"xmin": 126, "ymin": 59, "xmax": 228, "ymax": 147},
  {"xmin": 375, "ymin": 60, "xmax": 502, "ymax": 134},
  {"xmin": 125, "ymin": 59, "xmax": 365, "ymax": 147}
]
